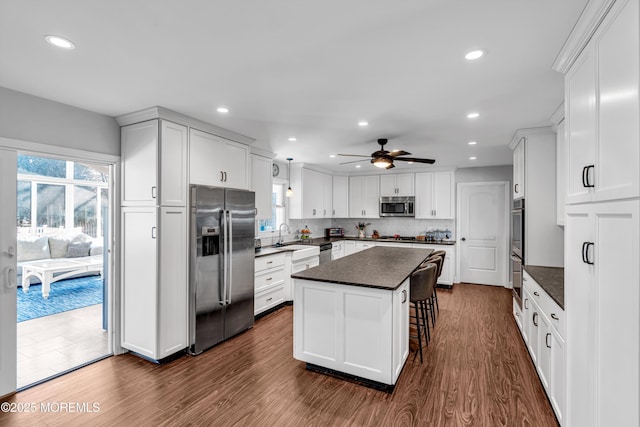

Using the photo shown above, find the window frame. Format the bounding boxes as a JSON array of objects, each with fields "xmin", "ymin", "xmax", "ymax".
[{"xmin": 257, "ymin": 178, "xmax": 288, "ymax": 239}]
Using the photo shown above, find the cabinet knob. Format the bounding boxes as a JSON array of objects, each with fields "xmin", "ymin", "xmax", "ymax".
[
  {"xmin": 533, "ymin": 291, "xmax": 539, "ymax": 297},
  {"xmin": 461, "ymin": 237, "xmax": 466, "ymax": 242},
  {"xmin": 551, "ymin": 313, "xmax": 558, "ymax": 320}
]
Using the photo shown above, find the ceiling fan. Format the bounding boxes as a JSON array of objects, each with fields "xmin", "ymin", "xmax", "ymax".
[{"xmin": 338, "ymin": 138, "xmax": 435, "ymax": 169}]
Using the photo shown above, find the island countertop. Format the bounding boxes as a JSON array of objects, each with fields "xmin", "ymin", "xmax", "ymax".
[{"xmin": 291, "ymin": 246, "xmax": 433, "ymax": 290}]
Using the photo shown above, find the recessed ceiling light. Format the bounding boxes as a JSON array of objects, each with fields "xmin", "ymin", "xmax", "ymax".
[
  {"xmin": 355, "ymin": 165, "xmax": 361, "ymax": 168},
  {"xmin": 44, "ymin": 35, "xmax": 75, "ymax": 50},
  {"xmin": 468, "ymin": 141, "xmax": 477, "ymax": 145},
  {"xmin": 329, "ymin": 154, "xmax": 336, "ymax": 158},
  {"xmin": 217, "ymin": 107, "xmax": 229, "ymax": 113},
  {"xmin": 358, "ymin": 121, "xmax": 369, "ymax": 127},
  {"xmin": 469, "ymin": 156, "xmax": 477, "ymax": 160},
  {"xmin": 467, "ymin": 112, "xmax": 480, "ymax": 119},
  {"xmin": 465, "ymin": 49, "xmax": 485, "ymax": 60},
  {"xmin": 288, "ymin": 137, "xmax": 297, "ymax": 142}
]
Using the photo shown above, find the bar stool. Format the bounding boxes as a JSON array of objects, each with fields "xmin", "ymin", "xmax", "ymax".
[
  {"xmin": 427, "ymin": 251, "xmax": 446, "ymax": 315},
  {"xmin": 409, "ymin": 263, "xmax": 437, "ymax": 363}
]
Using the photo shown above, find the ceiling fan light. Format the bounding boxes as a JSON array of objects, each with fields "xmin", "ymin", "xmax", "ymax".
[{"xmin": 372, "ymin": 157, "xmax": 391, "ymax": 168}]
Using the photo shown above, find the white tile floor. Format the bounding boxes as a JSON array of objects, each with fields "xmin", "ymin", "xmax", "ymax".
[{"xmin": 17, "ymin": 304, "xmax": 109, "ymax": 388}]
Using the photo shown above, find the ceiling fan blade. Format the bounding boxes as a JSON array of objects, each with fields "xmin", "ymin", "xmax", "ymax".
[
  {"xmin": 337, "ymin": 153, "xmax": 371, "ymax": 158},
  {"xmin": 371, "ymin": 150, "xmax": 389, "ymax": 157},
  {"xmin": 339, "ymin": 159, "xmax": 368, "ymax": 165},
  {"xmin": 385, "ymin": 163, "xmax": 396, "ymax": 169},
  {"xmin": 389, "ymin": 150, "xmax": 411, "ymax": 157},
  {"xmin": 394, "ymin": 157, "xmax": 436, "ymax": 164}
]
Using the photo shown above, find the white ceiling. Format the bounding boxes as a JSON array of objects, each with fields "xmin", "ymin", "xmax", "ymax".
[{"xmin": 0, "ymin": 0, "xmax": 587, "ymax": 171}]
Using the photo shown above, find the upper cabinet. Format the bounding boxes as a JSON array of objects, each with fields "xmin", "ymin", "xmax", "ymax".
[
  {"xmin": 121, "ymin": 119, "xmax": 188, "ymax": 207},
  {"xmin": 289, "ymin": 165, "xmax": 333, "ymax": 219},
  {"xmin": 513, "ymin": 138, "xmax": 525, "ymax": 200},
  {"xmin": 349, "ymin": 175, "xmax": 380, "ymax": 218},
  {"xmin": 332, "ymin": 176, "xmax": 349, "ymax": 218},
  {"xmin": 251, "ymin": 154, "xmax": 273, "ymax": 220},
  {"xmin": 564, "ymin": 0, "xmax": 639, "ymax": 204},
  {"xmin": 380, "ymin": 173, "xmax": 414, "ymax": 197},
  {"xmin": 190, "ymin": 128, "xmax": 250, "ymax": 190},
  {"xmin": 415, "ymin": 171, "xmax": 454, "ymax": 219}
]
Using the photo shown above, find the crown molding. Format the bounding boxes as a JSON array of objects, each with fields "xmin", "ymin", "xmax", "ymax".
[
  {"xmin": 115, "ymin": 106, "xmax": 255, "ymax": 146},
  {"xmin": 552, "ymin": 0, "xmax": 617, "ymax": 74},
  {"xmin": 250, "ymin": 146, "xmax": 276, "ymax": 159},
  {"xmin": 549, "ymin": 102, "xmax": 565, "ymax": 131},
  {"xmin": 509, "ymin": 126, "xmax": 554, "ymax": 150}
]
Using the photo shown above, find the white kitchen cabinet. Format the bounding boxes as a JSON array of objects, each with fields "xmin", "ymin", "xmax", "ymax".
[
  {"xmin": 254, "ymin": 253, "xmax": 286, "ymax": 315},
  {"xmin": 344, "ymin": 241, "xmax": 356, "ymax": 256},
  {"xmin": 251, "ymin": 154, "xmax": 273, "ymax": 220},
  {"xmin": 121, "ymin": 206, "xmax": 188, "ymax": 360},
  {"xmin": 380, "ymin": 173, "xmax": 414, "ymax": 197},
  {"xmin": 331, "ymin": 240, "xmax": 345, "ymax": 260},
  {"xmin": 565, "ymin": 200, "xmax": 639, "ymax": 427},
  {"xmin": 190, "ymin": 128, "xmax": 249, "ymax": 190},
  {"xmin": 332, "ymin": 176, "xmax": 349, "ymax": 218},
  {"xmin": 548, "ymin": 327, "xmax": 566, "ymax": 424},
  {"xmin": 121, "ymin": 119, "xmax": 188, "ymax": 207},
  {"xmin": 289, "ymin": 166, "xmax": 332, "ymax": 219},
  {"xmin": 355, "ymin": 241, "xmax": 376, "ymax": 252},
  {"xmin": 556, "ymin": 120, "xmax": 566, "ymax": 226},
  {"xmin": 415, "ymin": 171, "xmax": 454, "ymax": 219},
  {"xmin": 513, "ymin": 138, "xmax": 525, "ymax": 199},
  {"xmin": 349, "ymin": 175, "xmax": 380, "ymax": 218},
  {"xmin": 564, "ymin": 0, "xmax": 639, "ymax": 205}
]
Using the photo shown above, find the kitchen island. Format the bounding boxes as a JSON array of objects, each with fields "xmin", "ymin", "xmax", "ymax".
[{"xmin": 291, "ymin": 246, "xmax": 433, "ymax": 391}]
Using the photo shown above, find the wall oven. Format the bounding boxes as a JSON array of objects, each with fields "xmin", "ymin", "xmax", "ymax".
[
  {"xmin": 379, "ymin": 196, "xmax": 415, "ymax": 217},
  {"xmin": 511, "ymin": 199, "xmax": 525, "ymax": 307}
]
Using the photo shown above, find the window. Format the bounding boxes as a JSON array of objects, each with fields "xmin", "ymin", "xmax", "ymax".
[{"xmin": 258, "ymin": 182, "xmax": 286, "ymax": 234}]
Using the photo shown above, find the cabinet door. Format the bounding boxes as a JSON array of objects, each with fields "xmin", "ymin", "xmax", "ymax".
[
  {"xmin": 332, "ymin": 176, "xmax": 349, "ymax": 218},
  {"xmin": 159, "ymin": 120, "xmax": 188, "ymax": 206},
  {"xmin": 121, "ymin": 120, "xmax": 158, "ymax": 205},
  {"xmin": 521, "ymin": 291, "xmax": 531, "ymax": 345},
  {"xmin": 537, "ymin": 313, "xmax": 551, "ymax": 391},
  {"xmin": 348, "ymin": 176, "xmax": 363, "ymax": 217},
  {"xmin": 415, "ymin": 172, "xmax": 434, "ymax": 218},
  {"xmin": 158, "ymin": 207, "xmax": 188, "ymax": 358},
  {"xmin": 392, "ymin": 280, "xmax": 409, "ymax": 382},
  {"xmin": 302, "ymin": 168, "xmax": 322, "ymax": 218},
  {"xmin": 438, "ymin": 250, "xmax": 454, "ymax": 286},
  {"xmin": 396, "ymin": 173, "xmax": 414, "ymax": 196},
  {"xmin": 565, "ymin": 48, "xmax": 597, "ymax": 204},
  {"xmin": 380, "ymin": 175, "xmax": 397, "ymax": 196},
  {"xmin": 433, "ymin": 171, "xmax": 454, "ymax": 219},
  {"xmin": 220, "ymin": 139, "xmax": 249, "ymax": 190},
  {"xmin": 362, "ymin": 175, "xmax": 380, "ymax": 218},
  {"xmin": 251, "ymin": 155, "xmax": 272, "ymax": 220},
  {"xmin": 121, "ymin": 206, "xmax": 158, "ymax": 358},
  {"xmin": 549, "ymin": 328, "xmax": 566, "ymax": 425},
  {"xmin": 322, "ymin": 173, "xmax": 333, "ymax": 218},
  {"xmin": 594, "ymin": 0, "xmax": 639, "ymax": 202},
  {"xmin": 556, "ymin": 120, "xmax": 566, "ymax": 226},
  {"xmin": 344, "ymin": 241, "xmax": 356, "ymax": 256},
  {"xmin": 190, "ymin": 129, "xmax": 223, "ymax": 186},
  {"xmin": 513, "ymin": 139, "xmax": 525, "ymax": 199},
  {"xmin": 355, "ymin": 242, "xmax": 375, "ymax": 252}
]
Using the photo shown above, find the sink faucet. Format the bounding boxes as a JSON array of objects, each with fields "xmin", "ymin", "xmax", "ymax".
[{"xmin": 278, "ymin": 223, "xmax": 291, "ymax": 245}]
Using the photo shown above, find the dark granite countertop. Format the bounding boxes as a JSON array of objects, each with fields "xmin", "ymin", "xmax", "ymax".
[
  {"xmin": 281, "ymin": 236, "xmax": 456, "ymax": 246},
  {"xmin": 524, "ymin": 265, "xmax": 565, "ymax": 309},
  {"xmin": 291, "ymin": 246, "xmax": 433, "ymax": 290}
]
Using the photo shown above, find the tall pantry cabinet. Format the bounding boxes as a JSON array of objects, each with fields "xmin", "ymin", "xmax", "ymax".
[
  {"xmin": 554, "ymin": 0, "xmax": 640, "ymax": 425},
  {"xmin": 120, "ymin": 119, "xmax": 188, "ymax": 360}
]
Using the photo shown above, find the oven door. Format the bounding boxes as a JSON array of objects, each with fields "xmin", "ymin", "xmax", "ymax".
[{"xmin": 511, "ymin": 253, "xmax": 523, "ymax": 307}]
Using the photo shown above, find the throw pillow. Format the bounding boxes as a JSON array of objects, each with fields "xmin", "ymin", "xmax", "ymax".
[
  {"xmin": 17, "ymin": 236, "xmax": 50, "ymax": 261},
  {"xmin": 66, "ymin": 241, "xmax": 92, "ymax": 258},
  {"xmin": 48, "ymin": 235, "xmax": 74, "ymax": 258}
]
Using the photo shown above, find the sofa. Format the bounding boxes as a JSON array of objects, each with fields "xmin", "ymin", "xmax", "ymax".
[{"xmin": 17, "ymin": 232, "xmax": 104, "ymax": 286}]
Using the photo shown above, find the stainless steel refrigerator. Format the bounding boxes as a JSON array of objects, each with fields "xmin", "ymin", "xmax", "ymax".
[{"xmin": 188, "ymin": 185, "xmax": 255, "ymax": 355}]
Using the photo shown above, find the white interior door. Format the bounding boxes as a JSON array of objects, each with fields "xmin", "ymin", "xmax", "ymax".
[
  {"xmin": 457, "ymin": 182, "xmax": 509, "ymax": 286},
  {"xmin": 0, "ymin": 149, "xmax": 17, "ymax": 397}
]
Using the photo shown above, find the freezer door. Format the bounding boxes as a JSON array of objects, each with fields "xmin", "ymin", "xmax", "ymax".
[
  {"xmin": 224, "ymin": 189, "xmax": 255, "ymax": 339},
  {"xmin": 189, "ymin": 185, "xmax": 225, "ymax": 354}
]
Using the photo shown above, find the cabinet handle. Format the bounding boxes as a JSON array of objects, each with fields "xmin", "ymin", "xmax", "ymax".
[
  {"xmin": 582, "ymin": 242, "xmax": 595, "ymax": 265},
  {"xmin": 533, "ymin": 312, "xmax": 538, "ymax": 326},
  {"xmin": 582, "ymin": 165, "xmax": 595, "ymax": 188},
  {"xmin": 312, "ymin": 209, "xmax": 316, "ymax": 216},
  {"xmin": 333, "ymin": 209, "xmax": 335, "ymax": 215},
  {"xmin": 220, "ymin": 171, "xmax": 224, "ymax": 182},
  {"xmin": 524, "ymin": 298, "xmax": 529, "ymax": 309},
  {"xmin": 402, "ymin": 289, "xmax": 407, "ymax": 303},
  {"xmin": 533, "ymin": 291, "xmax": 539, "ymax": 297},
  {"xmin": 551, "ymin": 313, "xmax": 558, "ymax": 320},
  {"xmin": 323, "ymin": 209, "xmax": 326, "ymax": 216},
  {"xmin": 224, "ymin": 171, "xmax": 228, "ymax": 182},
  {"xmin": 266, "ymin": 297, "xmax": 273, "ymax": 302},
  {"xmin": 546, "ymin": 333, "xmax": 551, "ymax": 349},
  {"xmin": 151, "ymin": 186, "xmax": 157, "ymax": 199},
  {"xmin": 267, "ymin": 261, "xmax": 273, "ymax": 264},
  {"xmin": 514, "ymin": 183, "xmax": 519, "ymax": 194},
  {"xmin": 151, "ymin": 226, "xmax": 156, "ymax": 239},
  {"xmin": 515, "ymin": 311, "xmax": 520, "ymax": 317},
  {"xmin": 266, "ymin": 277, "xmax": 272, "ymax": 281}
]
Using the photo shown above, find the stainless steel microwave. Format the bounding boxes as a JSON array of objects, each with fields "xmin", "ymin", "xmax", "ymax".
[{"xmin": 379, "ymin": 196, "xmax": 415, "ymax": 217}]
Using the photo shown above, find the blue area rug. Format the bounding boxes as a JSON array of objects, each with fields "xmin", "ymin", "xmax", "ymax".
[{"xmin": 17, "ymin": 275, "xmax": 103, "ymax": 322}]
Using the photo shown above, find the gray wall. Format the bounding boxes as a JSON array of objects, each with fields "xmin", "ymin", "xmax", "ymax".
[
  {"xmin": 455, "ymin": 165, "xmax": 513, "ymax": 184},
  {"xmin": 0, "ymin": 87, "xmax": 120, "ymax": 155}
]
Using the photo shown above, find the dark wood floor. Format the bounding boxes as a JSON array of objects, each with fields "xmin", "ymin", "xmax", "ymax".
[{"xmin": 0, "ymin": 283, "xmax": 558, "ymax": 426}]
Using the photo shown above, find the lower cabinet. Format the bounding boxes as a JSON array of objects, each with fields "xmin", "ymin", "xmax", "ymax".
[
  {"xmin": 254, "ymin": 252, "xmax": 286, "ymax": 316},
  {"xmin": 331, "ymin": 240, "xmax": 345, "ymax": 260},
  {"xmin": 520, "ymin": 270, "xmax": 566, "ymax": 425},
  {"xmin": 344, "ymin": 241, "xmax": 357, "ymax": 256},
  {"xmin": 121, "ymin": 206, "xmax": 188, "ymax": 361}
]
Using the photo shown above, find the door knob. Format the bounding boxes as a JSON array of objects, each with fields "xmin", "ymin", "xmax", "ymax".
[{"xmin": 461, "ymin": 237, "xmax": 466, "ymax": 241}]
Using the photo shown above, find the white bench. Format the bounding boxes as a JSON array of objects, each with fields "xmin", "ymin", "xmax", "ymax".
[{"xmin": 21, "ymin": 257, "xmax": 103, "ymax": 299}]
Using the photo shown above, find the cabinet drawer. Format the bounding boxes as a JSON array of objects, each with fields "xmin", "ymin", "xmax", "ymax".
[
  {"xmin": 255, "ymin": 252, "xmax": 286, "ymax": 273},
  {"xmin": 255, "ymin": 284, "xmax": 285, "ymax": 315},
  {"xmin": 255, "ymin": 268, "xmax": 285, "ymax": 293},
  {"xmin": 523, "ymin": 270, "xmax": 565, "ymax": 338}
]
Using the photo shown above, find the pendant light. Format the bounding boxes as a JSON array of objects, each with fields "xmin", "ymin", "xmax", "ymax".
[{"xmin": 286, "ymin": 157, "xmax": 293, "ymax": 197}]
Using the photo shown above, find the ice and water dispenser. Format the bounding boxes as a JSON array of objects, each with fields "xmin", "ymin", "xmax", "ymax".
[{"xmin": 201, "ymin": 226, "xmax": 220, "ymax": 256}]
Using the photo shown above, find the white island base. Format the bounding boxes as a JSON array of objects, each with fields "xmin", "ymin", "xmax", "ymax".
[{"xmin": 293, "ymin": 277, "xmax": 410, "ymax": 391}]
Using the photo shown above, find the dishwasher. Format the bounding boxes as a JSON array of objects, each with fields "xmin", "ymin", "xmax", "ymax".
[{"xmin": 318, "ymin": 242, "xmax": 332, "ymax": 265}]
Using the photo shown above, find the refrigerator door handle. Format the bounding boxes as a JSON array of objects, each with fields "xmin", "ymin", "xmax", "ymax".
[
  {"xmin": 227, "ymin": 210, "xmax": 233, "ymax": 304},
  {"xmin": 221, "ymin": 209, "xmax": 229, "ymax": 306}
]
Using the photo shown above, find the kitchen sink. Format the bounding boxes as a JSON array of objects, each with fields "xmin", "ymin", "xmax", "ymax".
[{"xmin": 286, "ymin": 245, "xmax": 320, "ymax": 261}]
